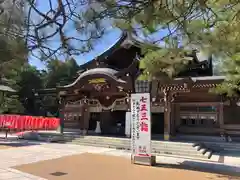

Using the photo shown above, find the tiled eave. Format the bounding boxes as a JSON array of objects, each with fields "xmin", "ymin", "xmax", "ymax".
[
  {"xmin": 158, "ymin": 83, "xmax": 219, "ymax": 92},
  {"xmin": 156, "ymin": 76, "xmax": 225, "ymax": 92}
]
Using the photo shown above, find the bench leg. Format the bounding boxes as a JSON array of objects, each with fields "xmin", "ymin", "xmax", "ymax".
[{"xmin": 5, "ymin": 130, "xmax": 8, "ymax": 139}]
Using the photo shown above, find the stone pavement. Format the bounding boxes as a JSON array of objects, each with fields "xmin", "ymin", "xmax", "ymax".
[{"xmin": 0, "ymin": 141, "xmax": 239, "ymax": 179}]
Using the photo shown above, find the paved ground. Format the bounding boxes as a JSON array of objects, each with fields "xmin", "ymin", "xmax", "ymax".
[
  {"xmin": 0, "ymin": 141, "xmax": 239, "ymax": 180},
  {"xmin": 0, "ymin": 145, "xmax": 11, "ymax": 149},
  {"xmin": 13, "ymin": 153, "xmax": 239, "ymax": 180}
]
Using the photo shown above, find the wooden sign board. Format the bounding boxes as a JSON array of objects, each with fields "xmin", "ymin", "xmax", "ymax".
[{"xmin": 131, "ymin": 93, "xmax": 156, "ymax": 166}]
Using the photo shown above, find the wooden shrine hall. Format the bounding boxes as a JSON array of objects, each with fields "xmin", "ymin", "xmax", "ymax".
[{"xmin": 40, "ymin": 32, "xmax": 240, "ymax": 140}]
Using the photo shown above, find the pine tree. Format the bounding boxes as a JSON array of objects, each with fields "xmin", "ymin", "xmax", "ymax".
[
  {"xmin": 7, "ymin": 0, "xmax": 240, "ymax": 96},
  {"xmin": 0, "ymin": 0, "xmax": 27, "ymax": 113},
  {"xmin": 82, "ymin": 0, "xmax": 240, "ymax": 95}
]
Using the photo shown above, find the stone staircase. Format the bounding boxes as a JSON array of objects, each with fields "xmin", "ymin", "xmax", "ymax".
[
  {"xmin": 28, "ymin": 132, "xmax": 240, "ymax": 158},
  {"xmin": 67, "ymin": 136, "xmax": 213, "ymax": 160},
  {"xmin": 204, "ymin": 141, "xmax": 240, "ymax": 155},
  {"xmin": 24, "ymin": 132, "xmax": 240, "ymax": 160}
]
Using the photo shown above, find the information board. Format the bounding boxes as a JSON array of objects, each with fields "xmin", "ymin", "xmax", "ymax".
[{"xmin": 131, "ymin": 93, "xmax": 151, "ymax": 157}]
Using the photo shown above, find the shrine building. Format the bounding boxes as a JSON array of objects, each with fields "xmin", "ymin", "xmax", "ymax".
[{"xmin": 41, "ymin": 32, "xmax": 240, "ymax": 140}]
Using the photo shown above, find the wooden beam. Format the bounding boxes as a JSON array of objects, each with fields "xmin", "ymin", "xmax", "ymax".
[
  {"xmin": 173, "ymin": 102, "xmax": 221, "ymax": 106},
  {"xmin": 163, "ymin": 90, "xmax": 171, "ymax": 141},
  {"xmin": 219, "ymin": 102, "xmax": 224, "ymax": 134}
]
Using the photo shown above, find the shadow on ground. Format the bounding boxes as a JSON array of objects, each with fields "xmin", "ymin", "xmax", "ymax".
[
  {"xmin": 0, "ymin": 140, "xmax": 41, "ymax": 148},
  {"xmin": 155, "ymin": 160, "xmax": 240, "ymax": 179},
  {"xmin": 221, "ymin": 152, "xmax": 240, "ymax": 158}
]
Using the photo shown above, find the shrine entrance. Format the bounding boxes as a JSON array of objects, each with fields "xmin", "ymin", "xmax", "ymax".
[
  {"xmin": 59, "ymin": 68, "xmax": 132, "ymax": 135},
  {"xmin": 111, "ymin": 110, "xmax": 126, "ymax": 135},
  {"xmin": 89, "ymin": 110, "xmax": 126, "ymax": 136},
  {"xmin": 152, "ymin": 113, "xmax": 164, "ymax": 135},
  {"xmin": 89, "ymin": 112, "xmax": 100, "ymax": 131}
]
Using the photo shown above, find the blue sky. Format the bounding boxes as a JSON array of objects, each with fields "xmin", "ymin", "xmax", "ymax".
[
  {"xmin": 29, "ymin": 29, "xmax": 122, "ymax": 69},
  {"xmin": 28, "ymin": 0, "xmax": 122, "ymax": 70},
  {"xmin": 28, "ymin": 1, "xmax": 184, "ymax": 70}
]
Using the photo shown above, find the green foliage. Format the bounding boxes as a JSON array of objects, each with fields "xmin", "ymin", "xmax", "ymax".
[
  {"xmin": 17, "ymin": 64, "xmax": 44, "ymax": 115},
  {"xmin": 213, "ymin": 53, "xmax": 240, "ymax": 96},
  {"xmin": 0, "ymin": 1, "xmax": 34, "ymax": 114},
  {"xmin": 35, "ymin": 58, "xmax": 80, "ymax": 116},
  {"xmin": 0, "ymin": 53, "xmax": 80, "ymax": 115},
  {"xmin": 1, "ymin": 0, "xmax": 239, "ymax": 97},
  {"xmin": 44, "ymin": 58, "xmax": 80, "ymax": 88},
  {"xmin": 0, "ymin": 94, "xmax": 24, "ymax": 114},
  {"xmin": 140, "ymin": 48, "xmax": 191, "ymax": 80},
  {"xmin": 0, "ymin": 38, "xmax": 27, "ymax": 114},
  {"xmin": 82, "ymin": 0, "xmax": 240, "ymax": 96}
]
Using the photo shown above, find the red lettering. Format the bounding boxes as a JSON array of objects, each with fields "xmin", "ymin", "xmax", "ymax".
[
  {"xmin": 141, "ymin": 111, "xmax": 147, "ymax": 118},
  {"xmin": 138, "ymin": 146, "xmax": 147, "ymax": 153},
  {"xmin": 140, "ymin": 103, "xmax": 147, "ymax": 111},
  {"xmin": 141, "ymin": 111, "xmax": 148, "ymax": 121},
  {"xmin": 140, "ymin": 121, "xmax": 149, "ymax": 132},
  {"xmin": 140, "ymin": 103, "xmax": 148, "ymax": 120}
]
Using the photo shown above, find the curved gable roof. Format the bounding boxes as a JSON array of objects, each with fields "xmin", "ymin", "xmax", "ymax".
[{"xmin": 62, "ymin": 68, "xmax": 126, "ymax": 88}]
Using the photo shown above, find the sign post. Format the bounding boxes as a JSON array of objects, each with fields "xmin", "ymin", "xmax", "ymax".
[
  {"xmin": 131, "ymin": 93, "xmax": 156, "ymax": 166},
  {"xmin": 125, "ymin": 112, "xmax": 131, "ymax": 137}
]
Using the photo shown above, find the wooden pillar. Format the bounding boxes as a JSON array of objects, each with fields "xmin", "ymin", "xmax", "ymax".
[
  {"xmin": 219, "ymin": 102, "xmax": 224, "ymax": 134},
  {"xmin": 58, "ymin": 97, "xmax": 65, "ymax": 134},
  {"xmin": 82, "ymin": 104, "xmax": 90, "ymax": 135},
  {"xmin": 163, "ymin": 90, "xmax": 171, "ymax": 141},
  {"xmin": 170, "ymin": 103, "xmax": 176, "ymax": 136}
]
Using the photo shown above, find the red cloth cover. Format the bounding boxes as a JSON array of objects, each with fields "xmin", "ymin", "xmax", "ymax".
[{"xmin": 0, "ymin": 115, "xmax": 60, "ymax": 131}]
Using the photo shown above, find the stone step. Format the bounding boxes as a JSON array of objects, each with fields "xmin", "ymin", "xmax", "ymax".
[
  {"xmin": 216, "ymin": 147, "xmax": 240, "ymax": 152},
  {"xmin": 69, "ymin": 136, "xmax": 214, "ymax": 159},
  {"xmin": 33, "ymin": 132, "xmax": 214, "ymax": 159},
  {"xmin": 204, "ymin": 142, "xmax": 240, "ymax": 148},
  {"xmin": 208, "ymin": 144, "xmax": 240, "ymax": 149},
  {"xmin": 204, "ymin": 151, "xmax": 213, "ymax": 159},
  {"xmin": 69, "ymin": 136, "xmax": 197, "ymax": 145},
  {"xmin": 77, "ymin": 136, "xmax": 240, "ymax": 148},
  {"xmin": 70, "ymin": 141, "xmax": 196, "ymax": 152},
  {"xmin": 72, "ymin": 143, "xmax": 198, "ymax": 153},
  {"xmin": 192, "ymin": 143, "xmax": 213, "ymax": 159},
  {"xmin": 70, "ymin": 138, "xmax": 197, "ymax": 148},
  {"xmin": 69, "ymin": 140, "xmax": 205, "ymax": 154},
  {"xmin": 69, "ymin": 141, "xmax": 210, "ymax": 159},
  {"xmin": 194, "ymin": 145, "xmax": 202, "ymax": 151},
  {"xmin": 64, "ymin": 124, "xmax": 80, "ymax": 129},
  {"xmin": 70, "ymin": 140, "xmax": 207, "ymax": 152},
  {"xmin": 211, "ymin": 145, "xmax": 240, "ymax": 151},
  {"xmin": 203, "ymin": 142, "xmax": 240, "ymax": 153},
  {"xmin": 71, "ymin": 139, "xmax": 201, "ymax": 152}
]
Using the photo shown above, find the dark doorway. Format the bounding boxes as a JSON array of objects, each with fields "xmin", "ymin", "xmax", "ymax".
[
  {"xmin": 89, "ymin": 111, "xmax": 126, "ymax": 135},
  {"xmin": 151, "ymin": 113, "xmax": 164, "ymax": 134},
  {"xmin": 111, "ymin": 111, "xmax": 126, "ymax": 125},
  {"xmin": 89, "ymin": 113, "xmax": 100, "ymax": 131},
  {"xmin": 111, "ymin": 110, "xmax": 126, "ymax": 135}
]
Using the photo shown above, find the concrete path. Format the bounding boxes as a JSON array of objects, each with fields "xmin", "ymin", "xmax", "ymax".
[{"xmin": 0, "ymin": 141, "xmax": 239, "ymax": 179}]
